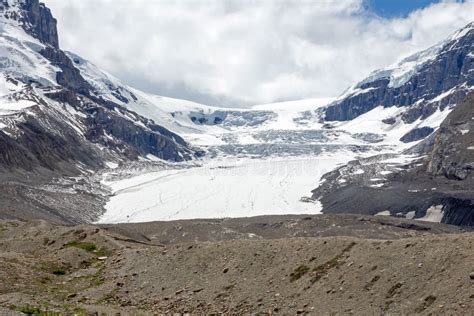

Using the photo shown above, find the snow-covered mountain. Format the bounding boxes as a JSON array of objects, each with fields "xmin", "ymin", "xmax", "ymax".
[
  {"xmin": 0, "ymin": 0, "xmax": 202, "ymax": 222},
  {"xmin": 0, "ymin": 0, "xmax": 198, "ymax": 172},
  {"xmin": 312, "ymin": 23, "xmax": 474, "ymax": 226},
  {"xmin": 0, "ymin": 0, "xmax": 472, "ymax": 225},
  {"xmin": 325, "ymin": 22, "xmax": 473, "ymax": 140}
]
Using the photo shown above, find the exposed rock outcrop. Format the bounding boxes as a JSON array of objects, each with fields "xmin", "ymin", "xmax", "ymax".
[
  {"xmin": 20, "ymin": 0, "xmax": 59, "ymax": 48},
  {"xmin": 427, "ymin": 92, "xmax": 474, "ymax": 180},
  {"xmin": 400, "ymin": 126, "xmax": 434, "ymax": 143}
]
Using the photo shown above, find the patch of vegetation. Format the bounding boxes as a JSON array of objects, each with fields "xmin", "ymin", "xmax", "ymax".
[
  {"xmin": 65, "ymin": 240, "xmax": 112, "ymax": 257},
  {"xmin": 309, "ymin": 242, "xmax": 357, "ymax": 284},
  {"xmin": 343, "ymin": 242, "xmax": 357, "ymax": 253},
  {"xmin": 9, "ymin": 304, "xmax": 60, "ymax": 316},
  {"xmin": 60, "ymin": 305, "xmax": 87, "ymax": 314},
  {"xmin": 40, "ymin": 262, "xmax": 69, "ymax": 276},
  {"xmin": 290, "ymin": 265, "xmax": 310, "ymax": 282},
  {"xmin": 0, "ymin": 221, "xmax": 18, "ymax": 237},
  {"xmin": 52, "ymin": 268, "xmax": 66, "ymax": 275},
  {"xmin": 310, "ymin": 255, "xmax": 344, "ymax": 284},
  {"xmin": 65, "ymin": 241, "xmax": 97, "ymax": 252},
  {"xmin": 382, "ymin": 299, "xmax": 394, "ymax": 311},
  {"xmin": 223, "ymin": 283, "xmax": 236, "ymax": 291},
  {"xmin": 97, "ymin": 288, "xmax": 119, "ymax": 304}
]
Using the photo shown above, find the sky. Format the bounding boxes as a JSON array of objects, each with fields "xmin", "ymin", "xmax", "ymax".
[
  {"xmin": 368, "ymin": 0, "xmax": 443, "ymax": 17},
  {"xmin": 43, "ymin": 0, "xmax": 474, "ymax": 107}
]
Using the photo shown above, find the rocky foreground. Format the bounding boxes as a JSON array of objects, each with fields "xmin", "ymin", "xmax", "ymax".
[{"xmin": 0, "ymin": 214, "xmax": 473, "ymax": 315}]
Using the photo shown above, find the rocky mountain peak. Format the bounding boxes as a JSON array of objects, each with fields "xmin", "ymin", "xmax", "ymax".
[
  {"xmin": 0, "ymin": 0, "xmax": 58, "ymax": 48},
  {"xmin": 0, "ymin": 0, "xmax": 197, "ymax": 181}
]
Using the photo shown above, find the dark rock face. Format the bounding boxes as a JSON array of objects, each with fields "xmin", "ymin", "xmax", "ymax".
[
  {"xmin": 0, "ymin": 130, "xmax": 36, "ymax": 171},
  {"xmin": 85, "ymin": 107, "xmax": 192, "ymax": 162},
  {"xmin": 427, "ymin": 93, "xmax": 474, "ymax": 180},
  {"xmin": 442, "ymin": 198, "xmax": 474, "ymax": 226},
  {"xmin": 325, "ymin": 23, "xmax": 474, "ymax": 123},
  {"xmin": 0, "ymin": 99, "xmax": 103, "ymax": 175},
  {"xmin": 41, "ymin": 47, "xmax": 93, "ymax": 94},
  {"xmin": 0, "ymin": 0, "xmax": 59, "ymax": 48},
  {"xmin": 20, "ymin": 0, "xmax": 59, "ymax": 48},
  {"xmin": 43, "ymin": 89, "xmax": 194, "ymax": 164},
  {"xmin": 402, "ymin": 132, "xmax": 437, "ymax": 155},
  {"xmin": 400, "ymin": 127, "xmax": 434, "ymax": 143}
]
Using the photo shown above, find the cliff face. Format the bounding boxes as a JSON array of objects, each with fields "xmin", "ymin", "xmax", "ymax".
[
  {"xmin": 427, "ymin": 92, "xmax": 474, "ymax": 180},
  {"xmin": 20, "ymin": 0, "xmax": 59, "ymax": 48},
  {"xmin": 324, "ymin": 23, "xmax": 473, "ymax": 124},
  {"xmin": 1, "ymin": 0, "xmax": 57, "ymax": 48}
]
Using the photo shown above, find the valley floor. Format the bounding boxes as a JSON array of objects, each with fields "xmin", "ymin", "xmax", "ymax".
[
  {"xmin": 100, "ymin": 155, "xmax": 352, "ymax": 223},
  {"xmin": 0, "ymin": 214, "xmax": 472, "ymax": 315}
]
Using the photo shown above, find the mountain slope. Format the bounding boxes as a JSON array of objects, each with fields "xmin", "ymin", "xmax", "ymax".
[
  {"xmin": 0, "ymin": 0, "xmax": 199, "ymax": 223},
  {"xmin": 310, "ymin": 22, "xmax": 474, "ymax": 226},
  {"xmin": 0, "ymin": 0, "xmax": 196, "ymax": 170},
  {"xmin": 312, "ymin": 92, "xmax": 473, "ymax": 226}
]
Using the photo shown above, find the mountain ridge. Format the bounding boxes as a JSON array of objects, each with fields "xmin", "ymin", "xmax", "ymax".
[{"xmin": 324, "ymin": 22, "xmax": 473, "ymax": 133}]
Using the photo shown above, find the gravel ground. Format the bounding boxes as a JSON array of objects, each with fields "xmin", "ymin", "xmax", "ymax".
[{"xmin": 0, "ymin": 215, "xmax": 472, "ymax": 314}]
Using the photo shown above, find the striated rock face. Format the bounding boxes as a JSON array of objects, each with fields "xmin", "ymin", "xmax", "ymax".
[
  {"xmin": 0, "ymin": 0, "xmax": 58, "ymax": 48},
  {"xmin": 400, "ymin": 127, "xmax": 434, "ymax": 143},
  {"xmin": 427, "ymin": 92, "xmax": 474, "ymax": 180},
  {"xmin": 41, "ymin": 46, "xmax": 93, "ymax": 94},
  {"xmin": 325, "ymin": 23, "xmax": 474, "ymax": 124},
  {"xmin": 20, "ymin": 0, "xmax": 59, "ymax": 48}
]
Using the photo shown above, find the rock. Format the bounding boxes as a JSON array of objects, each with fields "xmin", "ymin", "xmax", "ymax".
[
  {"xmin": 20, "ymin": 0, "xmax": 59, "ymax": 48},
  {"xmin": 427, "ymin": 93, "xmax": 474, "ymax": 180},
  {"xmin": 469, "ymin": 272, "xmax": 474, "ymax": 280},
  {"xmin": 400, "ymin": 127, "xmax": 435, "ymax": 143}
]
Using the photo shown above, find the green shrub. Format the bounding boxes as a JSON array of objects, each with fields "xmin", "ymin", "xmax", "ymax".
[{"xmin": 65, "ymin": 241, "xmax": 97, "ymax": 252}]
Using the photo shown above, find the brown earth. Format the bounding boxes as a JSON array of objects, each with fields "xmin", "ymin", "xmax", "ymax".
[{"xmin": 0, "ymin": 214, "xmax": 472, "ymax": 315}]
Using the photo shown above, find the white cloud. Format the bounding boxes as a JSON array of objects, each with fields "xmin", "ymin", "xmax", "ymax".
[{"xmin": 43, "ymin": 0, "xmax": 474, "ymax": 106}]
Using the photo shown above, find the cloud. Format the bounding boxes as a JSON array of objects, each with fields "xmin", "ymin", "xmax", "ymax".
[{"xmin": 43, "ymin": 0, "xmax": 474, "ymax": 107}]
